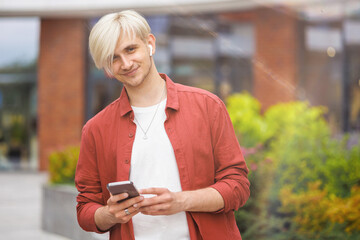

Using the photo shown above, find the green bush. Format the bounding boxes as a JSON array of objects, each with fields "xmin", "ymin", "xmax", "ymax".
[
  {"xmin": 227, "ymin": 93, "xmax": 360, "ymax": 239},
  {"xmin": 265, "ymin": 102, "xmax": 359, "ymax": 199},
  {"xmin": 48, "ymin": 146, "xmax": 80, "ymax": 185},
  {"xmin": 264, "ymin": 102, "xmax": 331, "ymax": 199},
  {"xmin": 322, "ymin": 137, "xmax": 360, "ymax": 198},
  {"xmin": 227, "ymin": 92, "xmax": 268, "ymax": 148}
]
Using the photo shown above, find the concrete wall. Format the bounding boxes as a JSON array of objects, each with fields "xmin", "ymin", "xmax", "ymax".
[{"xmin": 42, "ymin": 185, "xmax": 108, "ymax": 240}]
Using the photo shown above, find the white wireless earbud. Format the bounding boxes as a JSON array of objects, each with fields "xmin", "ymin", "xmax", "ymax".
[{"xmin": 148, "ymin": 45, "xmax": 153, "ymax": 56}]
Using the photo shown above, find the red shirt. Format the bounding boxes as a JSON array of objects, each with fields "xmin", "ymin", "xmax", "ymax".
[{"xmin": 75, "ymin": 74, "xmax": 250, "ymax": 240}]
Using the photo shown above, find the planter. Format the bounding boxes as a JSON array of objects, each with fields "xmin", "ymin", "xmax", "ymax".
[{"xmin": 42, "ymin": 184, "xmax": 108, "ymax": 240}]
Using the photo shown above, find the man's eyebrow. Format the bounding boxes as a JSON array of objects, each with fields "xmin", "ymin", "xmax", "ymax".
[{"xmin": 124, "ymin": 44, "xmax": 138, "ymax": 50}]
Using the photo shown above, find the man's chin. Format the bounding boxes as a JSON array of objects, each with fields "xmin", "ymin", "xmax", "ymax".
[
  {"xmin": 123, "ymin": 77, "xmax": 145, "ymax": 88},
  {"xmin": 115, "ymin": 74, "xmax": 138, "ymax": 83}
]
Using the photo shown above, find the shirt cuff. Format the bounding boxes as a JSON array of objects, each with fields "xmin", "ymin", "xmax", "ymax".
[
  {"xmin": 79, "ymin": 202, "xmax": 108, "ymax": 234},
  {"xmin": 210, "ymin": 181, "xmax": 234, "ymax": 213}
]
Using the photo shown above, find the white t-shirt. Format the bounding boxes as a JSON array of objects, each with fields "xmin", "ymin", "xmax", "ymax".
[{"xmin": 130, "ymin": 99, "xmax": 190, "ymax": 240}]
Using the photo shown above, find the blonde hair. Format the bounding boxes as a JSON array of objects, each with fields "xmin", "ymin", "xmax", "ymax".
[{"xmin": 89, "ymin": 10, "xmax": 151, "ymax": 74}]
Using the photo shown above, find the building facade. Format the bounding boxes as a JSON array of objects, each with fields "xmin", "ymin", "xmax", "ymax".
[{"xmin": 0, "ymin": 0, "xmax": 359, "ymax": 170}]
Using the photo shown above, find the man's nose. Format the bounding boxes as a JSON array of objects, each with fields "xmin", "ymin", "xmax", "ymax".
[{"xmin": 120, "ymin": 55, "xmax": 133, "ymax": 70}]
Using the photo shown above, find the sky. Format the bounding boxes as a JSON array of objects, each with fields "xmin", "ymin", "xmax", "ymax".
[{"xmin": 0, "ymin": 17, "xmax": 39, "ymax": 67}]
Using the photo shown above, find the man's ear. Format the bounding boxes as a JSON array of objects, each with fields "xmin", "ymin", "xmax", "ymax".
[{"xmin": 147, "ymin": 34, "xmax": 156, "ymax": 55}]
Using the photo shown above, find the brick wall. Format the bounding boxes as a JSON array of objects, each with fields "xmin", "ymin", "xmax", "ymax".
[
  {"xmin": 38, "ymin": 19, "xmax": 87, "ymax": 170},
  {"xmin": 253, "ymin": 7, "xmax": 299, "ymax": 110}
]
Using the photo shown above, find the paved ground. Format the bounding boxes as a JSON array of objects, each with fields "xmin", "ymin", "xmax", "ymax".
[{"xmin": 0, "ymin": 171, "xmax": 70, "ymax": 240}]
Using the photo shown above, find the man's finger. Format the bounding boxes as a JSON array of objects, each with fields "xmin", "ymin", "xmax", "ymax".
[
  {"xmin": 140, "ymin": 202, "xmax": 169, "ymax": 213},
  {"xmin": 136, "ymin": 193, "xmax": 171, "ymax": 208},
  {"xmin": 108, "ymin": 194, "xmax": 144, "ymax": 207},
  {"xmin": 108, "ymin": 193, "xmax": 129, "ymax": 204},
  {"xmin": 115, "ymin": 208, "xmax": 141, "ymax": 224}
]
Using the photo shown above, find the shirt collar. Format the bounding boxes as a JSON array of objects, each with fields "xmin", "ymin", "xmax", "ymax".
[{"xmin": 118, "ymin": 73, "xmax": 179, "ymax": 117}]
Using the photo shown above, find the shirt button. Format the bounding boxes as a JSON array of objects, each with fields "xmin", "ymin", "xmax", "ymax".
[
  {"xmin": 125, "ymin": 159, "xmax": 130, "ymax": 164},
  {"xmin": 129, "ymin": 133, "xmax": 134, "ymax": 138}
]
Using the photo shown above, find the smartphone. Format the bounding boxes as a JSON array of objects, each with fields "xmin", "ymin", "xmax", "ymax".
[{"xmin": 107, "ymin": 181, "xmax": 140, "ymax": 202}]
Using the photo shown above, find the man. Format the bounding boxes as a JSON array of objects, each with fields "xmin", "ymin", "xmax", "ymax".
[{"xmin": 75, "ymin": 10, "xmax": 250, "ymax": 240}]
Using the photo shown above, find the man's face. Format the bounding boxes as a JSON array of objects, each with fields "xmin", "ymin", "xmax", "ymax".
[{"xmin": 111, "ymin": 33, "xmax": 154, "ymax": 88}]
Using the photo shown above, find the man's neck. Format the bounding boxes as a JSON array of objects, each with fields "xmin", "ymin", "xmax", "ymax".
[{"xmin": 126, "ymin": 70, "xmax": 166, "ymax": 107}]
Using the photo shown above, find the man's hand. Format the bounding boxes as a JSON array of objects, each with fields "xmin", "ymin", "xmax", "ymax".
[
  {"xmin": 95, "ymin": 193, "xmax": 144, "ymax": 231},
  {"xmin": 138, "ymin": 188, "xmax": 187, "ymax": 215},
  {"xmin": 96, "ymin": 187, "xmax": 224, "ymax": 229},
  {"xmin": 106, "ymin": 193, "xmax": 144, "ymax": 223},
  {"xmin": 138, "ymin": 187, "xmax": 224, "ymax": 216}
]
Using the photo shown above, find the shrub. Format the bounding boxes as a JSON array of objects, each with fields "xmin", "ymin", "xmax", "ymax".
[
  {"xmin": 48, "ymin": 146, "xmax": 80, "ymax": 184},
  {"xmin": 264, "ymin": 102, "xmax": 331, "ymax": 194},
  {"xmin": 227, "ymin": 93, "xmax": 360, "ymax": 239},
  {"xmin": 322, "ymin": 137, "xmax": 360, "ymax": 198},
  {"xmin": 280, "ymin": 182, "xmax": 360, "ymax": 238},
  {"xmin": 227, "ymin": 92, "xmax": 268, "ymax": 148}
]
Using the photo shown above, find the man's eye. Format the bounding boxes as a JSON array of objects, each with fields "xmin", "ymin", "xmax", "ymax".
[
  {"xmin": 127, "ymin": 48, "xmax": 135, "ymax": 52},
  {"xmin": 112, "ymin": 56, "xmax": 119, "ymax": 61}
]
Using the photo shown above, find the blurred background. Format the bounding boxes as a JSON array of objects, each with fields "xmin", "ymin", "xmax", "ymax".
[{"xmin": 0, "ymin": 0, "xmax": 359, "ymax": 239}]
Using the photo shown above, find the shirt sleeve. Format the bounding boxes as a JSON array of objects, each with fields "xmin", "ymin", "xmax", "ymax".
[
  {"xmin": 75, "ymin": 123, "xmax": 107, "ymax": 233},
  {"xmin": 209, "ymin": 100, "xmax": 250, "ymax": 213}
]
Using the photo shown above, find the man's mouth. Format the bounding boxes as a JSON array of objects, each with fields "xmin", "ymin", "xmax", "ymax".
[{"xmin": 123, "ymin": 67, "xmax": 139, "ymax": 77}]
